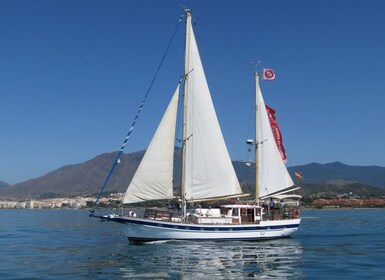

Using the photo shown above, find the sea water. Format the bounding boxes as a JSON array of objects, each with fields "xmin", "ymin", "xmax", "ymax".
[{"xmin": 0, "ymin": 209, "xmax": 384, "ymax": 279}]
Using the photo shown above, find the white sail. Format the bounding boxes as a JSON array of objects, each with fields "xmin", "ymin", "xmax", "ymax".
[
  {"xmin": 123, "ymin": 85, "xmax": 180, "ymax": 204},
  {"xmin": 255, "ymin": 74, "xmax": 294, "ymax": 198},
  {"xmin": 183, "ymin": 16, "xmax": 242, "ymax": 201}
]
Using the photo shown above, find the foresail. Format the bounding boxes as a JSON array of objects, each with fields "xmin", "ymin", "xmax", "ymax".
[
  {"xmin": 256, "ymin": 75, "xmax": 294, "ymax": 198},
  {"xmin": 184, "ymin": 20, "xmax": 242, "ymax": 201},
  {"xmin": 123, "ymin": 85, "xmax": 180, "ymax": 204}
]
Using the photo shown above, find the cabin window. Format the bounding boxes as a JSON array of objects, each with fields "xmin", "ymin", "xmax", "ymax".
[
  {"xmin": 240, "ymin": 208, "xmax": 254, "ymax": 222},
  {"xmin": 232, "ymin": 208, "xmax": 239, "ymax": 216}
]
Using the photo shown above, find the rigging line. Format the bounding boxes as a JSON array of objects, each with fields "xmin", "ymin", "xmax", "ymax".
[{"xmin": 94, "ymin": 13, "xmax": 184, "ymax": 206}]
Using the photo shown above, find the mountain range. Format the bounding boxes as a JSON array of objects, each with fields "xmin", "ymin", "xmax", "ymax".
[
  {"xmin": 1, "ymin": 149, "xmax": 385, "ymax": 200},
  {"xmin": 0, "ymin": 181, "xmax": 11, "ymax": 189}
]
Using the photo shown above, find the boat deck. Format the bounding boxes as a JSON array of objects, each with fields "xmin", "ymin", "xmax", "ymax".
[{"xmin": 141, "ymin": 206, "xmax": 299, "ymax": 225}]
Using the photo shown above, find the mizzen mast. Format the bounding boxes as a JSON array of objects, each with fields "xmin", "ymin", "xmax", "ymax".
[{"xmin": 254, "ymin": 71, "xmax": 260, "ymax": 203}]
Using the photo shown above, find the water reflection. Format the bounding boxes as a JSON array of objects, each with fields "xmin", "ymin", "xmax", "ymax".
[
  {"xmin": 4, "ymin": 210, "xmax": 385, "ymax": 279},
  {"xmin": 1, "ymin": 210, "xmax": 302, "ymax": 279},
  {"xmin": 114, "ymin": 238, "xmax": 303, "ymax": 279}
]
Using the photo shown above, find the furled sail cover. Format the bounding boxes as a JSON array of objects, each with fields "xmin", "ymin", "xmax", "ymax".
[
  {"xmin": 255, "ymin": 74, "xmax": 294, "ymax": 198},
  {"xmin": 184, "ymin": 21, "xmax": 242, "ymax": 201},
  {"xmin": 123, "ymin": 85, "xmax": 179, "ymax": 204}
]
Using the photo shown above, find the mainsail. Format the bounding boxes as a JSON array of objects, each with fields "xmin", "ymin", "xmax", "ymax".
[
  {"xmin": 183, "ymin": 12, "xmax": 242, "ymax": 201},
  {"xmin": 123, "ymin": 11, "xmax": 242, "ymax": 205},
  {"xmin": 123, "ymin": 86, "xmax": 180, "ymax": 204},
  {"xmin": 255, "ymin": 73, "xmax": 294, "ymax": 198}
]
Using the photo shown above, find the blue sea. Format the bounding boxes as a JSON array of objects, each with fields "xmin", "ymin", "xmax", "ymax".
[{"xmin": 1, "ymin": 209, "xmax": 385, "ymax": 279}]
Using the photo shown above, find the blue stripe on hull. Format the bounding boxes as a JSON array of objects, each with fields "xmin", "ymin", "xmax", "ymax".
[
  {"xmin": 106, "ymin": 216, "xmax": 300, "ymax": 232},
  {"xmin": 126, "ymin": 235, "xmax": 293, "ymax": 243}
]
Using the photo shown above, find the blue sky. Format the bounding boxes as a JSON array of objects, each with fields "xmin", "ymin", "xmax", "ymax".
[{"xmin": 1, "ymin": 0, "xmax": 385, "ymax": 184}]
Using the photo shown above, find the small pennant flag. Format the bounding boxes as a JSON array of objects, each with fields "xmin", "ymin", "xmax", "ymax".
[
  {"xmin": 295, "ymin": 171, "xmax": 304, "ymax": 179},
  {"xmin": 262, "ymin": 68, "xmax": 276, "ymax": 80}
]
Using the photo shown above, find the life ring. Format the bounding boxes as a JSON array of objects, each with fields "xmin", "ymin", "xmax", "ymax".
[
  {"xmin": 129, "ymin": 211, "xmax": 137, "ymax": 218},
  {"xmin": 293, "ymin": 209, "xmax": 299, "ymax": 218}
]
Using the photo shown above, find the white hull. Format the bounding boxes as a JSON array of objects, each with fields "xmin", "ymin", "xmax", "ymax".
[{"xmin": 104, "ymin": 214, "xmax": 301, "ymax": 242}]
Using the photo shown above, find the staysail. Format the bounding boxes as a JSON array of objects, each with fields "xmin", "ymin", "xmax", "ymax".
[
  {"xmin": 183, "ymin": 13, "xmax": 243, "ymax": 201},
  {"xmin": 123, "ymin": 85, "xmax": 180, "ymax": 204},
  {"xmin": 255, "ymin": 73, "xmax": 294, "ymax": 198}
]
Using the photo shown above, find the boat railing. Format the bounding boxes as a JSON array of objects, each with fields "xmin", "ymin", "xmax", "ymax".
[
  {"xmin": 144, "ymin": 208, "xmax": 182, "ymax": 222},
  {"xmin": 262, "ymin": 206, "xmax": 300, "ymax": 220}
]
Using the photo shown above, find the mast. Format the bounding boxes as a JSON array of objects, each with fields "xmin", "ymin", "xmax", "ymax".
[
  {"xmin": 254, "ymin": 71, "xmax": 260, "ymax": 203},
  {"xmin": 181, "ymin": 9, "xmax": 192, "ymax": 217}
]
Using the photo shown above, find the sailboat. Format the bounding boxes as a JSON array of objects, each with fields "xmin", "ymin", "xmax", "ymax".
[{"xmin": 92, "ymin": 9, "xmax": 301, "ymax": 242}]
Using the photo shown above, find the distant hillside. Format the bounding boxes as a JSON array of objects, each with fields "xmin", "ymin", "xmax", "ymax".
[
  {"xmin": 234, "ymin": 161, "xmax": 385, "ymax": 188},
  {"xmin": 300, "ymin": 182, "xmax": 385, "ymax": 199},
  {"xmin": 237, "ymin": 180, "xmax": 385, "ymax": 200},
  {"xmin": 0, "ymin": 149, "xmax": 182, "ymax": 200},
  {"xmin": 287, "ymin": 162, "xmax": 385, "ymax": 188},
  {"xmin": 0, "ymin": 152, "xmax": 142, "ymax": 199},
  {"xmin": 0, "ymin": 181, "xmax": 11, "ymax": 189},
  {"xmin": 1, "ymin": 150, "xmax": 385, "ymax": 200}
]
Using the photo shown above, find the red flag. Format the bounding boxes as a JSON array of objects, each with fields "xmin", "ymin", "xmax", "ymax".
[
  {"xmin": 266, "ymin": 105, "xmax": 287, "ymax": 161},
  {"xmin": 262, "ymin": 68, "xmax": 276, "ymax": 80}
]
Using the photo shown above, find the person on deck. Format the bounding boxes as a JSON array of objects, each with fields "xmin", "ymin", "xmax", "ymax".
[
  {"xmin": 269, "ymin": 198, "xmax": 275, "ymax": 208},
  {"xmin": 269, "ymin": 198, "xmax": 275, "ymax": 220}
]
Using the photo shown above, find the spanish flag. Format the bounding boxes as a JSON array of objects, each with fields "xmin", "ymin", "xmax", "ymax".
[{"xmin": 295, "ymin": 171, "xmax": 304, "ymax": 179}]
